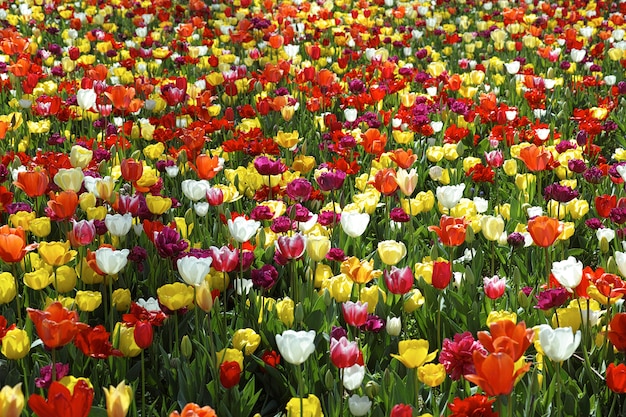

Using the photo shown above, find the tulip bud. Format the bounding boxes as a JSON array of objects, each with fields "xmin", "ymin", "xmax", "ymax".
[
  {"xmin": 294, "ymin": 302, "xmax": 304, "ymax": 325},
  {"xmin": 600, "ymin": 237, "xmax": 610, "ymax": 254},
  {"xmin": 607, "ymin": 256, "xmax": 618, "ymax": 275},
  {"xmin": 324, "ymin": 369, "xmax": 335, "ymax": 390},
  {"xmin": 181, "ymin": 335, "xmax": 193, "ymax": 359},
  {"xmin": 365, "ymin": 380, "xmax": 380, "ymax": 398}
]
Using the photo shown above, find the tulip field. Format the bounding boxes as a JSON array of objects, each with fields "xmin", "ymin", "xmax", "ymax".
[{"xmin": 2, "ymin": 0, "xmax": 626, "ymax": 415}]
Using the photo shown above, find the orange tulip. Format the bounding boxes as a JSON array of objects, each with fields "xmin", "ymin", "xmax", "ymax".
[
  {"xmin": 527, "ymin": 215, "xmax": 563, "ymax": 247},
  {"xmin": 389, "ymin": 149, "xmax": 417, "ymax": 169},
  {"xmin": 361, "ymin": 128, "xmax": 387, "ymax": 155},
  {"xmin": 465, "ymin": 351, "xmax": 530, "ymax": 397},
  {"xmin": 428, "ymin": 216, "xmax": 468, "ymax": 247},
  {"xmin": 516, "ymin": 144, "xmax": 555, "ymax": 172},
  {"xmin": 371, "ymin": 168, "xmax": 398, "ymax": 196},
  {"xmin": 0, "ymin": 120, "xmax": 8, "ymax": 140},
  {"xmin": 104, "ymin": 86, "xmax": 143, "ymax": 113},
  {"xmin": 47, "ymin": 190, "xmax": 79, "ymax": 221},
  {"xmin": 27, "ymin": 302, "xmax": 88, "ymax": 349},
  {"xmin": 0, "ymin": 225, "xmax": 29, "ymax": 263},
  {"xmin": 477, "ymin": 320, "xmax": 534, "ymax": 362},
  {"xmin": 193, "ymin": 155, "xmax": 222, "ymax": 180},
  {"xmin": 13, "ymin": 170, "xmax": 49, "ymax": 198}
]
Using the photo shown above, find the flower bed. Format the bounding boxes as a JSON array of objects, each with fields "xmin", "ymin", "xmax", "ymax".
[{"xmin": 0, "ymin": 0, "xmax": 626, "ymax": 416}]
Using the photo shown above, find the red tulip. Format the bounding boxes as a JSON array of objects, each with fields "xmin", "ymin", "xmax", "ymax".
[
  {"xmin": 342, "ymin": 301, "xmax": 368, "ymax": 327},
  {"xmin": 432, "ymin": 261, "xmax": 452, "ymax": 290},
  {"xmin": 27, "ymin": 302, "xmax": 88, "ymax": 349},
  {"xmin": 133, "ymin": 321, "xmax": 154, "ymax": 349},
  {"xmin": 74, "ymin": 325, "xmax": 122, "ymax": 359},
  {"xmin": 390, "ymin": 404, "xmax": 413, "ymax": 417},
  {"xmin": 120, "ymin": 158, "xmax": 143, "ymax": 182},
  {"xmin": 384, "ymin": 266, "xmax": 414, "ymax": 295},
  {"xmin": 330, "ymin": 336, "xmax": 360, "ymax": 368},
  {"xmin": 608, "ymin": 313, "xmax": 626, "ymax": 352},
  {"xmin": 219, "ymin": 361, "xmax": 241, "ymax": 389},
  {"xmin": 275, "ymin": 233, "xmax": 306, "ymax": 261},
  {"xmin": 28, "ymin": 380, "xmax": 94, "ymax": 417},
  {"xmin": 607, "ymin": 363, "xmax": 626, "ymax": 393}
]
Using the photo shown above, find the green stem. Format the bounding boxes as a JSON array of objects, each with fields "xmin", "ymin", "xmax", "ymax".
[{"xmin": 141, "ymin": 350, "xmax": 146, "ymax": 417}]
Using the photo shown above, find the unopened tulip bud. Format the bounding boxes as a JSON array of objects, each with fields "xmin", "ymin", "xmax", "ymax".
[
  {"xmin": 294, "ymin": 302, "xmax": 304, "ymax": 324},
  {"xmin": 181, "ymin": 335, "xmax": 193, "ymax": 358},
  {"xmin": 324, "ymin": 369, "xmax": 335, "ymax": 390},
  {"xmin": 365, "ymin": 380, "xmax": 380, "ymax": 398}
]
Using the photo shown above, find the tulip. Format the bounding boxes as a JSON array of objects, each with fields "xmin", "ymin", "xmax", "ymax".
[
  {"xmin": 68, "ymin": 220, "xmax": 96, "ymax": 247},
  {"xmin": 1, "ymin": 328, "xmax": 30, "ymax": 359},
  {"xmin": 104, "ymin": 213, "xmax": 133, "ymax": 237},
  {"xmin": 157, "ymin": 283, "xmax": 194, "ymax": 311},
  {"xmin": 436, "ymin": 184, "xmax": 465, "ymax": 209},
  {"xmin": 465, "ymin": 351, "xmax": 530, "ymax": 396},
  {"xmin": 145, "ymin": 195, "xmax": 172, "ymax": 215},
  {"xmin": 607, "ymin": 363, "xmax": 626, "ymax": 393},
  {"xmin": 608, "ymin": 313, "xmax": 626, "ymax": 352},
  {"xmin": 343, "ymin": 363, "xmax": 366, "ymax": 390},
  {"xmin": 219, "ymin": 361, "xmax": 241, "ymax": 389},
  {"xmin": 276, "ymin": 297, "xmax": 295, "ymax": 327},
  {"xmin": 75, "ymin": 291, "xmax": 102, "ymax": 312},
  {"xmin": 275, "ymin": 330, "xmax": 316, "ymax": 365},
  {"xmin": 28, "ymin": 380, "xmax": 94, "ymax": 417},
  {"xmin": 169, "ymin": 403, "xmax": 217, "ymax": 417},
  {"xmin": 483, "ymin": 275, "xmax": 506, "ymax": 299},
  {"xmin": 390, "ymin": 404, "xmax": 413, "ymax": 417},
  {"xmin": 340, "ymin": 212, "xmax": 370, "ymax": 237},
  {"xmin": 114, "ymin": 323, "xmax": 142, "ymax": 358},
  {"xmin": 341, "ymin": 257, "xmax": 382, "ymax": 285},
  {"xmin": 348, "ymin": 394, "xmax": 372, "ymax": 417},
  {"xmin": 305, "ymin": 234, "xmax": 330, "ymax": 262},
  {"xmin": 330, "ymin": 336, "xmax": 360, "ymax": 368},
  {"xmin": 384, "ymin": 266, "xmax": 414, "ymax": 295},
  {"xmin": 537, "ymin": 325, "xmax": 581, "ymax": 362},
  {"xmin": 38, "ymin": 241, "xmax": 76, "ymax": 267},
  {"xmin": 432, "ymin": 261, "xmax": 452, "ymax": 289},
  {"xmin": 133, "ymin": 321, "xmax": 153, "ymax": 349},
  {"xmin": 0, "ymin": 272, "xmax": 16, "ymax": 304},
  {"xmin": 551, "ymin": 256, "xmax": 583, "ymax": 292},
  {"xmin": 527, "ymin": 216, "xmax": 563, "ymax": 247},
  {"xmin": 428, "ymin": 216, "xmax": 468, "ymax": 247},
  {"xmin": 54, "ymin": 167, "xmax": 84, "ymax": 192},
  {"xmin": 342, "ymin": 301, "xmax": 369, "ymax": 327},
  {"xmin": 285, "ymin": 394, "xmax": 323, "ymax": 417},
  {"xmin": 377, "ymin": 240, "xmax": 407, "ymax": 266},
  {"xmin": 478, "ymin": 320, "xmax": 533, "ymax": 361},
  {"xmin": 391, "ymin": 339, "xmax": 437, "ymax": 369},
  {"xmin": 70, "ymin": 145, "xmax": 93, "ymax": 169},
  {"xmin": 95, "ymin": 247, "xmax": 130, "ymax": 275},
  {"xmin": 27, "ymin": 302, "xmax": 87, "ymax": 349},
  {"xmin": 0, "ymin": 383, "xmax": 24, "ymax": 417},
  {"xmin": 275, "ymin": 233, "xmax": 307, "ymax": 260},
  {"xmin": 395, "ymin": 168, "xmax": 418, "ymax": 196},
  {"xmin": 233, "ymin": 328, "xmax": 261, "ymax": 355},
  {"xmin": 480, "ymin": 215, "xmax": 505, "ymax": 241},
  {"xmin": 207, "ymin": 246, "xmax": 239, "ymax": 272},
  {"xmin": 103, "ymin": 381, "xmax": 133, "ymax": 417},
  {"xmin": 228, "ymin": 216, "xmax": 261, "ymax": 243},
  {"xmin": 177, "ymin": 255, "xmax": 213, "ymax": 286},
  {"xmin": 418, "ymin": 363, "xmax": 446, "ymax": 387}
]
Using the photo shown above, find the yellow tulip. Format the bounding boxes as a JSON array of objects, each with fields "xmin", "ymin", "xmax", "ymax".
[
  {"xmin": 0, "ymin": 383, "xmax": 24, "ymax": 417},
  {"xmin": 391, "ymin": 339, "xmax": 437, "ymax": 369},
  {"xmin": 104, "ymin": 381, "xmax": 133, "ymax": 417},
  {"xmin": 157, "ymin": 283, "xmax": 194, "ymax": 311}
]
